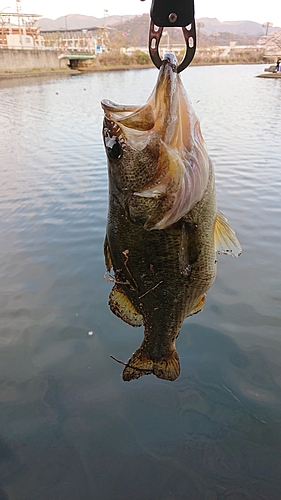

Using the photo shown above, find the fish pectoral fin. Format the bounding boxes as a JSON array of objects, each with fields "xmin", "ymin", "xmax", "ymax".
[
  {"xmin": 188, "ymin": 294, "xmax": 206, "ymax": 317},
  {"xmin": 214, "ymin": 211, "xmax": 242, "ymax": 257},
  {"xmin": 104, "ymin": 234, "xmax": 113, "ymax": 271},
  {"xmin": 109, "ymin": 287, "xmax": 143, "ymax": 327},
  {"xmin": 122, "ymin": 346, "xmax": 180, "ymax": 381}
]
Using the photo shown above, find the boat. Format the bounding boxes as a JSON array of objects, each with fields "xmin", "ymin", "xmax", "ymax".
[{"xmin": 257, "ymin": 61, "xmax": 281, "ymax": 78}]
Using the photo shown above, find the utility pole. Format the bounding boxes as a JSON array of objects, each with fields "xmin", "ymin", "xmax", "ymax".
[
  {"xmin": 0, "ymin": 7, "xmax": 10, "ymax": 49},
  {"xmin": 16, "ymin": 0, "xmax": 22, "ymax": 48},
  {"xmin": 102, "ymin": 9, "xmax": 108, "ymax": 52},
  {"xmin": 65, "ymin": 15, "xmax": 68, "ymax": 47},
  {"xmin": 262, "ymin": 22, "xmax": 273, "ymax": 36}
]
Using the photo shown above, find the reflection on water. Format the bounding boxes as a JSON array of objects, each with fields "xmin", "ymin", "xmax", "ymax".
[{"xmin": 0, "ymin": 65, "xmax": 281, "ymax": 499}]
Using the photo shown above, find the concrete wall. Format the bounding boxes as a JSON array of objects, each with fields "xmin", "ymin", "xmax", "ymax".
[{"xmin": 0, "ymin": 49, "xmax": 69, "ymax": 72}]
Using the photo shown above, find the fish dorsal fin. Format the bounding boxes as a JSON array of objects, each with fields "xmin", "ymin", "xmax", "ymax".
[
  {"xmin": 109, "ymin": 287, "xmax": 143, "ymax": 327},
  {"xmin": 214, "ymin": 211, "xmax": 242, "ymax": 257},
  {"xmin": 188, "ymin": 294, "xmax": 206, "ymax": 317}
]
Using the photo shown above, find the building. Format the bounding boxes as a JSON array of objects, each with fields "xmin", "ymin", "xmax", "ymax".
[
  {"xmin": 0, "ymin": 12, "xmax": 44, "ymax": 49},
  {"xmin": 40, "ymin": 27, "xmax": 101, "ymax": 53}
]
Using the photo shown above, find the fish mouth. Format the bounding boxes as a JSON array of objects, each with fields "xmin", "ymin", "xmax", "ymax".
[
  {"xmin": 151, "ymin": 53, "xmax": 203, "ymax": 155},
  {"xmin": 101, "ymin": 52, "xmax": 210, "ymax": 229},
  {"xmin": 150, "ymin": 53, "xmax": 182, "ymax": 143},
  {"xmin": 101, "ymin": 53, "xmax": 195, "ymax": 148},
  {"xmin": 101, "ymin": 53, "xmax": 180, "ymax": 138}
]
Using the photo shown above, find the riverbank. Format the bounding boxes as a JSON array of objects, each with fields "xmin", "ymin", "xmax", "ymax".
[
  {"xmin": 0, "ymin": 68, "xmax": 79, "ymax": 80},
  {"xmin": 0, "ymin": 60, "xmax": 269, "ymax": 81},
  {"xmin": 0, "ymin": 64, "xmax": 155, "ymax": 80},
  {"xmin": 0, "ymin": 45, "xmax": 271, "ymax": 78}
]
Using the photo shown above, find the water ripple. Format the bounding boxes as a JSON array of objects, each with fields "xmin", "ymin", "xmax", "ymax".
[{"xmin": 0, "ymin": 64, "xmax": 281, "ymax": 499}]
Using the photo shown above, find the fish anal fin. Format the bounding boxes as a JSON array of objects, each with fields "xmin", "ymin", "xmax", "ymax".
[
  {"xmin": 122, "ymin": 346, "xmax": 180, "ymax": 381},
  {"xmin": 109, "ymin": 288, "xmax": 143, "ymax": 327},
  {"xmin": 104, "ymin": 235, "xmax": 112, "ymax": 271},
  {"xmin": 214, "ymin": 211, "xmax": 242, "ymax": 257},
  {"xmin": 188, "ymin": 294, "xmax": 206, "ymax": 317}
]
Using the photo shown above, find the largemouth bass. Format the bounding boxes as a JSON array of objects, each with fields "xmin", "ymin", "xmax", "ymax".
[{"xmin": 101, "ymin": 53, "xmax": 241, "ymax": 382}]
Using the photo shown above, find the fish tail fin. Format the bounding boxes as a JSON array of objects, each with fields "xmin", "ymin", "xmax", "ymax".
[
  {"xmin": 153, "ymin": 350, "xmax": 180, "ymax": 380},
  {"xmin": 122, "ymin": 347, "xmax": 180, "ymax": 382},
  {"xmin": 122, "ymin": 347, "xmax": 153, "ymax": 381}
]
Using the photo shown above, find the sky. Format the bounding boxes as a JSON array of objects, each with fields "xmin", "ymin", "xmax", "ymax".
[{"xmin": 1, "ymin": 0, "xmax": 281, "ymax": 27}]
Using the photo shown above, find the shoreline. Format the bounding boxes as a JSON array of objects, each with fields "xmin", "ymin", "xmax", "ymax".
[
  {"xmin": 0, "ymin": 68, "xmax": 79, "ymax": 80},
  {"xmin": 0, "ymin": 61, "xmax": 268, "ymax": 81},
  {"xmin": 0, "ymin": 64, "xmax": 154, "ymax": 80}
]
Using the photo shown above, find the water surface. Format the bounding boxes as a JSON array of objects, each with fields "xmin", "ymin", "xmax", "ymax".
[{"xmin": 0, "ymin": 64, "xmax": 281, "ymax": 499}]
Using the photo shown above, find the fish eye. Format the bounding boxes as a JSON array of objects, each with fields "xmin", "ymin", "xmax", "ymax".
[{"xmin": 106, "ymin": 138, "xmax": 122, "ymax": 160}]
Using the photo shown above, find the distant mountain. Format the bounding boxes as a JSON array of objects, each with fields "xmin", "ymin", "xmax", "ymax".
[
  {"xmin": 109, "ymin": 14, "xmax": 281, "ymax": 47},
  {"xmin": 38, "ymin": 14, "xmax": 278, "ymax": 37},
  {"xmin": 197, "ymin": 18, "xmax": 278, "ymax": 36},
  {"xmin": 39, "ymin": 14, "xmax": 135, "ymax": 31},
  {"xmin": 38, "ymin": 13, "xmax": 280, "ymax": 43}
]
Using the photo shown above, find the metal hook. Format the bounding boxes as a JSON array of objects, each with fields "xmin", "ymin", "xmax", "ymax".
[
  {"xmin": 149, "ymin": 21, "xmax": 163, "ymax": 71},
  {"xmin": 148, "ymin": 20, "xmax": 196, "ymax": 73},
  {"xmin": 177, "ymin": 21, "xmax": 196, "ymax": 73},
  {"xmin": 148, "ymin": 0, "xmax": 197, "ymax": 73}
]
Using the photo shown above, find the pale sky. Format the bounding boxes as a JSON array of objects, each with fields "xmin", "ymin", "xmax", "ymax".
[{"xmin": 1, "ymin": 0, "xmax": 281, "ymax": 27}]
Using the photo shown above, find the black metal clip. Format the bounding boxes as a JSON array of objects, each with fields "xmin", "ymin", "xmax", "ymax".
[{"xmin": 148, "ymin": 0, "xmax": 196, "ymax": 73}]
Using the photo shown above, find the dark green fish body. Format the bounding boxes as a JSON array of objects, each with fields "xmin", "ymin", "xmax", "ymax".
[{"xmin": 102, "ymin": 53, "xmax": 241, "ymax": 381}]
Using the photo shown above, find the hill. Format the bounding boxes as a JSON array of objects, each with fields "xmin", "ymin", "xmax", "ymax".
[
  {"xmin": 110, "ymin": 15, "xmax": 280, "ymax": 47},
  {"xmin": 38, "ymin": 14, "xmax": 280, "ymax": 36},
  {"xmin": 39, "ymin": 14, "xmax": 135, "ymax": 31},
  {"xmin": 38, "ymin": 14, "xmax": 280, "ymax": 48},
  {"xmin": 197, "ymin": 18, "xmax": 278, "ymax": 36}
]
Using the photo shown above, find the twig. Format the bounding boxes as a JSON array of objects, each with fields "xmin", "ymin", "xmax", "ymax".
[
  {"xmin": 110, "ymin": 354, "xmax": 128, "ymax": 366},
  {"xmin": 138, "ymin": 280, "xmax": 163, "ymax": 299},
  {"xmin": 103, "ymin": 271, "xmax": 130, "ymax": 286},
  {"xmin": 122, "ymin": 250, "xmax": 138, "ymax": 290},
  {"xmin": 110, "ymin": 354, "xmax": 153, "ymax": 373}
]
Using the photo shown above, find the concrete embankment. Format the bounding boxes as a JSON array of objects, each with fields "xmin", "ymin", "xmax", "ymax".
[{"xmin": 0, "ymin": 49, "xmax": 69, "ymax": 72}]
